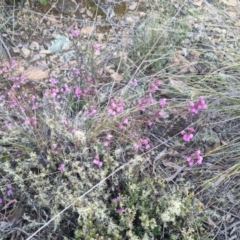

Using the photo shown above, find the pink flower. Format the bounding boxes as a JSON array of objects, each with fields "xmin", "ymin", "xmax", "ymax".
[
  {"xmin": 137, "ymin": 94, "xmax": 153, "ymax": 111},
  {"xmin": 113, "ymin": 196, "xmax": 121, "ymax": 201},
  {"xmin": 24, "ymin": 117, "xmax": 37, "ymax": 126},
  {"xmin": 93, "ymin": 159, "xmax": 103, "ymax": 167},
  {"xmin": 159, "ymin": 98, "xmax": 166, "ymax": 107},
  {"xmin": 188, "ymin": 97, "xmax": 207, "ymax": 115},
  {"xmin": 74, "ymin": 86, "xmax": 83, "ymax": 98},
  {"xmin": 104, "ymin": 134, "xmax": 113, "ymax": 147},
  {"xmin": 58, "ymin": 164, "xmax": 65, "ymax": 171},
  {"xmin": 108, "ymin": 98, "xmax": 124, "ymax": 115},
  {"xmin": 149, "ymin": 78, "xmax": 162, "ymax": 93},
  {"xmin": 73, "ymin": 69, "xmax": 80, "ymax": 76},
  {"xmin": 119, "ymin": 117, "xmax": 128, "ymax": 129},
  {"xmin": 61, "ymin": 119, "xmax": 68, "ymax": 125},
  {"xmin": 24, "ymin": 117, "xmax": 31, "ymax": 125},
  {"xmin": 186, "ymin": 150, "xmax": 203, "ymax": 167},
  {"xmin": 10, "ymin": 59, "xmax": 17, "ymax": 69},
  {"xmin": 181, "ymin": 127, "xmax": 195, "ymax": 142},
  {"xmin": 85, "ymin": 106, "xmax": 97, "ymax": 116},
  {"xmin": 134, "ymin": 137, "xmax": 150, "ymax": 150},
  {"xmin": 31, "ymin": 117, "xmax": 37, "ymax": 125},
  {"xmin": 70, "ymin": 29, "xmax": 80, "ymax": 37},
  {"xmin": 49, "ymin": 77, "xmax": 57, "ymax": 84},
  {"xmin": 128, "ymin": 79, "xmax": 138, "ymax": 86},
  {"xmin": 93, "ymin": 44, "xmax": 100, "ymax": 51},
  {"xmin": 106, "ymin": 134, "xmax": 113, "ymax": 141},
  {"xmin": 186, "ymin": 157, "xmax": 194, "ymax": 167},
  {"xmin": 7, "ymin": 189, "xmax": 13, "ymax": 196},
  {"xmin": 60, "ymin": 84, "xmax": 70, "ymax": 94},
  {"xmin": 147, "ymin": 121, "xmax": 153, "ymax": 126},
  {"xmin": 158, "ymin": 110, "xmax": 163, "ymax": 116},
  {"xmin": 93, "ymin": 155, "xmax": 103, "ymax": 167},
  {"xmin": 7, "ymin": 184, "xmax": 13, "ymax": 196},
  {"xmin": 87, "ymin": 77, "xmax": 93, "ymax": 84},
  {"xmin": 71, "ymin": 129, "xmax": 77, "ymax": 134}
]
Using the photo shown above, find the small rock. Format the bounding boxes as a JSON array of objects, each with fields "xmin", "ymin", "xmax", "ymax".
[
  {"xmin": 39, "ymin": 50, "xmax": 51, "ymax": 54},
  {"xmin": 214, "ymin": 28, "xmax": 222, "ymax": 34},
  {"xmin": 12, "ymin": 47, "xmax": 20, "ymax": 53},
  {"xmin": 128, "ymin": 2, "xmax": 138, "ymax": 11},
  {"xmin": 30, "ymin": 54, "xmax": 41, "ymax": 62},
  {"xmin": 221, "ymin": 0, "xmax": 238, "ymax": 7},
  {"xmin": 126, "ymin": 16, "xmax": 134, "ymax": 23},
  {"xmin": 139, "ymin": 12, "xmax": 146, "ymax": 18},
  {"xmin": 192, "ymin": 0, "xmax": 203, "ymax": 6},
  {"xmin": 21, "ymin": 47, "xmax": 31, "ymax": 58},
  {"xmin": 42, "ymin": 30, "xmax": 48, "ymax": 36},
  {"xmin": 29, "ymin": 41, "xmax": 40, "ymax": 51}
]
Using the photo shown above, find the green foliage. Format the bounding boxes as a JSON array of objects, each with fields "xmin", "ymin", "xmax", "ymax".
[
  {"xmin": 39, "ymin": 0, "xmax": 47, "ymax": 6},
  {"xmin": 74, "ymin": 163, "xmax": 210, "ymax": 239}
]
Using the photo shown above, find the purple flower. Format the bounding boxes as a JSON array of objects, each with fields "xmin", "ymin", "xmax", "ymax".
[
  {"xmin": 0, "ymin": 198, "xmax": 2, "ymax": 204},
  {"xmin": 159, "ymin": 98, "xmax": 166, "ymax": 107},
  {"xmin": 134, "ymin": 137, "xmax": 150, "ymax": 150},
  {"xmin": 24, "ymin": 117, "xmax": 31, "ymax": 125},
  {"xmin": 181, "ymin": 127, "xmax": 195, "ymax": 142},
  {"xmin": 93, "ymin": 155, "xmax": 103, "ymax": 167},
  {"xmin": 188, "ymin": 97, "xmax": 207, "ymax": 115},
  {"xmin": 7, "ymin": 183, "xmax": 13, "ymax": 196},
  {"xmin": 186, "ymin": 150, "xmax": 203, "ymax": 167},
  {"xmin": 113, "ymin": 196, "xmax": 121, "ymax": 201},
  {"xmin": 58, "ymin": 164, "xmax": 65, "ymax": 171},
  {"xmin": 128, "ymin": 79, "xmax": 138, "ymax": 86},
  {"xmin": 93, "ymin": 44, "xmax": 100, "ymax": 51},
  {"xmin": 70, "ymin": 29, "xmax": 80, "ymax": 37},
  {"xmin": 49, "ymin": 77, "xmax": 57, "ymax": 85},
  {"xmin": 117, "ymin": 207, "xmax": 125, "ymax": 213},
  {"xmin": 93, "ymin": 159, "xmax": 103, "ymax": 167},
  {"xmin": 85, "ymin": 106, "xmax": 97, "ymax": 116},
  {"xmin": 108, "ymin": 98, "xmax": 124, "ymax": 115},
  {"xmin": 7, "ymin": 189, "xmax": 13, "ymax": 196}
]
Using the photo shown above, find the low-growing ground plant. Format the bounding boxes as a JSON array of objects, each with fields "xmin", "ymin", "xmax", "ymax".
[{"xmin": 0, "ymin": 0, "xmax": 240, "ymax": 239}]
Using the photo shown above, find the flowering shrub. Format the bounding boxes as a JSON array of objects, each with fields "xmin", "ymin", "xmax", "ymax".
[{"xmin": 1, "ymin": 3, "xmax": 239, "ymax": 239}]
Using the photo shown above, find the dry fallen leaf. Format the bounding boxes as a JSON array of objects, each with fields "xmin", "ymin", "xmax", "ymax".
[
  {"xmin": 105, "ymin": 65, "xmax": 115, "ymax": 74},
  {"xmin": 21, "ymin": 47, "xmax": 31, "ymax": 58},
  {"xmin": 111, "ymin": 72, "xmax": 123, "ymax": 83},
  {"xmin": 25, "ymin": 67, "xmax": 50, "ymax": 80},
  {"xmin": 81, "ymin": 26, "xmax": 95, "ymax": 35}
]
